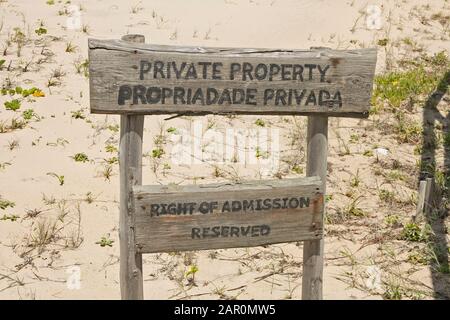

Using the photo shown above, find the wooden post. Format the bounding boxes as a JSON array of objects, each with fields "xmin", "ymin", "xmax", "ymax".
[
  {"xmin": 416, "ymin": 177, "xmax": 434, "ymax": 219},
  {"xmin": 415, "ymin": 180, "xmax": 428, "ymax": 219},
  {"xmin": 302, "ymin": 115, "xmax": 328, "ymax": 300},
  {"xmin": 119, "ymin": 34, "xmax": 145, "ymax": 300},
  {"xmin": 424, "ymin": 177, "xmax": 433, "ymax": 214}
]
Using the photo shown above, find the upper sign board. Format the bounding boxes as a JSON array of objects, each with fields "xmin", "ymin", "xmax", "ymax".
[{"xmin": 89, "ymin": 39, "xmax": 377, "ymax": 117}]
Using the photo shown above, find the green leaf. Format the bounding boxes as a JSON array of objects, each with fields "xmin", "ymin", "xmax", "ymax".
[
  {"xmin": 4, "ymin": 99, "xmax": 21, "ymax": 111},
  {"xmin": 73, "ymin": 152, "xmax": 89, "ymax": 163},
  {"xmin": 35, "ymin": 27, "xmax": 48, "ymax": 36},
  {"xmin": 22, "ymin": 109, "xmax": 35, "ymax": 120}
]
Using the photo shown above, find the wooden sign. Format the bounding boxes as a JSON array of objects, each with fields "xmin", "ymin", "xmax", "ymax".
[
  {"xmin": 88, "ymin": 34, "xmax": 377, "ymax": 300},
  {"xmin": 88, "ymin": 39, "xmax": 377, "ymax": 117},
  {"xmin": 132, "ymin": 176, "xmax": 323, "ymax": 253}
]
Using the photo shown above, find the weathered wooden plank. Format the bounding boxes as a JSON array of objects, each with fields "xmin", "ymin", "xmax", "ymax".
[
  {"xmin": 302, "ymin": 116, "xmax": 328, "ymax": 300},
  {"xmin": 132, "ymin": 177, "xmax": 324, "ymax": 253},
  {"xmin": 88, "ymin": 39, "xmax": 377, "ymax": 117},
  {"xmin": 416, "ymin": 180, "xmax": 428, "ymax": 218},
  {"xmin": 416, "ymin": 177, "xmax": 434, "ymax": 218},
  {"xmin": 424, "ymin": 177, "xmax": 433, "ymax": 214},
  {"xmin": 119, "ymin": 35, "xmax": 145, "ymax": 300}
]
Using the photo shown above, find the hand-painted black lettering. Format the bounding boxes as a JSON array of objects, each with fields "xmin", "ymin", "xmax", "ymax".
[
  {"xmin": 139, "ymin": 60, "xmax": 151, "ymax": 80},
  {"xmin": 118, "ymin": 85, "xmax": 132, "ymax": 105}
]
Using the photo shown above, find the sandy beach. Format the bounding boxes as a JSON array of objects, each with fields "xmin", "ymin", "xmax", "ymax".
[{"xmin": 0, "ymin": 0, "xmax": 449, "ymax": 300}]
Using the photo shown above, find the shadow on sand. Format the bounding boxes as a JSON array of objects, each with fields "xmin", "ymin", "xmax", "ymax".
[{"xmin": 420, "ymin": 70, "xmax": 450, "ymax": 299}]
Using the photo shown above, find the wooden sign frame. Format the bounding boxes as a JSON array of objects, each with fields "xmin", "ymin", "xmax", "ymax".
[{"xmin": 88, "ymin": 34, "xmax": 377, "ymax": 300}]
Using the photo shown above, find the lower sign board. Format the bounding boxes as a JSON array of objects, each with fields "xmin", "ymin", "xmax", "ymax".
[{"xmin": 132, "ymin": 176, "xmax": 323, "ymax": 253}]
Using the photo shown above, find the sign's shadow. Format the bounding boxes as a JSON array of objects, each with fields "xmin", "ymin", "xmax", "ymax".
[{"xmin": 420, "ymin": 70, "xmax": 450, "ymax": 299}]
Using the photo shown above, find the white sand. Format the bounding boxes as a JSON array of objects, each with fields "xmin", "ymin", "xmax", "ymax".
[{"xmin": 0, "ymin": 0, "xmax": 449, "ymax": 299}]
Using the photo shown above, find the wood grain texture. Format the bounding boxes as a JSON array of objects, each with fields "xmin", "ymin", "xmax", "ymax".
[
  {"xmin": 132, "ymin": 177, "xmax": 324, "ymax": 253},
  {"xmin": 88, "ymin": 39, "xmax": 377, "ymax": 117},
  {"xmin": 302, "ymin": 115, "xmax": 328, "ymax": 300},
  {"xmin": 119, "ymin": 35, "xmax": 145, "ymax": 300}
]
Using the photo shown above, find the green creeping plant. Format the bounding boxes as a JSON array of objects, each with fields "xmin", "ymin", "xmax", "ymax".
[
  {"xmin": 152, "ymin": 148, "xmax": 164, "ymax": 158},
  {"xmin": 4, "ymin": 99, "xmax": 21, "ymax": 111},
  {"xmin": 22, "ymin": 109, "xmax": 35, "ymax": 120},
  {"xmin": 96, "ymin": 235, "xmax": 114, "ymax": 247},
  {"xmin": 0, "ymin": 199, "xmax": 15, "ymax": 210},
  {"xmin": 73, "ymin": 153, "xmax": 89, "ymax": 163},
  {"xmin": 35, "ymin": 27, "xmax": 48, "ymax": 36},
  {"xmin": 0, "ymin": 214, "xmax": 19, "ymax": 222}
]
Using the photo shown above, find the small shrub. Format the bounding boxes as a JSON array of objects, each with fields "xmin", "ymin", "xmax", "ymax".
[
  {"xmin": 0, "ymin": 214, "xmax": 19, "ymax": 222},
  {"xmin": 73, "ymin": 153, "xmax": 89, "ymax": 163},
  {"xmin": 71, "ymin": 109, "xmax": 85, "ymax": 119},
  {"xmin": 65, "ymin": 42, "xmax": 77, "ymax": 53},
  {"xmin": 185, "ymin": 265, "xmax": 199, "ymax": 283},
  {"xmin": 291, "ymin": 165, "xmax": 304, "ymax": 174},
  {"xmin": 372, "ymin": 67, "xmax": 440, "ymax": 110},
  {"xmin": 377, "ymin": 38, "xmax": 388, "ymax": 46},
  {"xmin": 35, "ymin": 27, "xmax": 47, "ymax": 36},
  {"xmin": 255, "ymin": 118, "xmax": 266, "ymax": 127},
  {"xmin": 105, "ymin": 144, "xmax": 118, "ymax": 153},
  {"xmin": 4, "ymin": 99, "xmax": 21, "ymax": 111},
  {"xmin": 379, "ymin": 189, "xmax": 396, "ymax": 203},
  {"xmin": 0, "ymin": 199, "xmax": 15, "ymax": 210},
  {"xmin": 383, "ymin": 283, "xmax": 403, "ymax": 300},
  {"xmin": 101, "ymin": 165, "xmax": 113, "ymax": 181},
  {"xmin": 22, "ymin": 109, "xmax": 35, "ymax": 120},
  {"xmin": 104, "ymin": 157, "xmax": 118, "ymax": 165},
  {"xmin": 400, "ymin": 222, "xmax": 430, "ymax": 242},
  {"xmin": 47, "ymin": 172, "xmax": 65, "ymax": 186},
  {"xmin": 96, "ymin": 235, "xmax": 114, "ymax": 247},
  {"xmin": 152, "ymin": 148, "xmax": 164, "ymax": 158},
  {"xmin": 443, "ymin": 132, "xmax": 450, "ymax": 148},
  {"xmin": 384, "ymin": 214, "xmax": 400, "ymax": 226}
]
